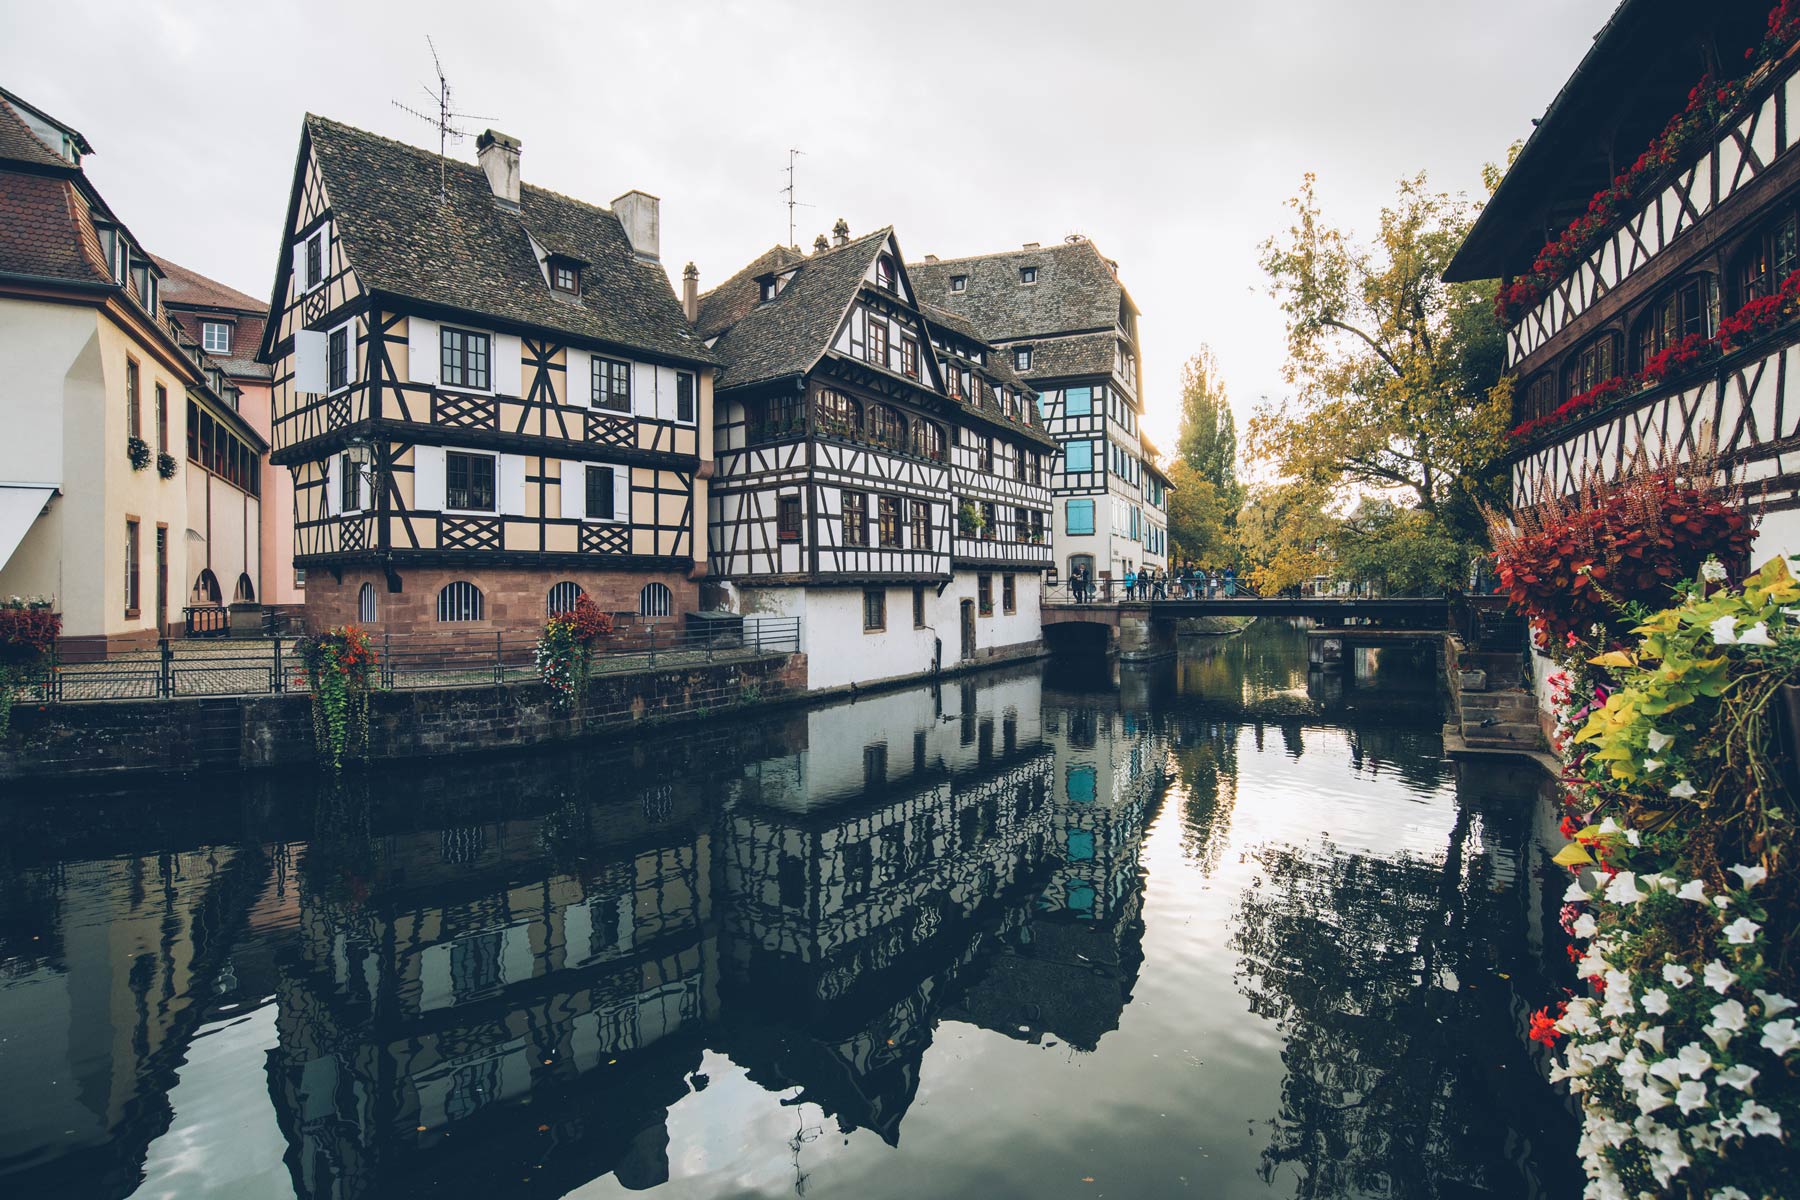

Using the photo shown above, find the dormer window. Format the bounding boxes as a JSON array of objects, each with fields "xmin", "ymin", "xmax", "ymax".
[
  {"xmin": 950, "ymin": 275, "xmax": 967, "ymax": 293},
  {"xmin": 550, "ymin": 261, "xmax": 580, "ymax": 295},
  {"xmin": 1020, "ymin": 267, "xmax": 1037, "ymax": 284},
  {"xmin": 876, "ymin": 255, "xmax": 896, "ymax": 292}
]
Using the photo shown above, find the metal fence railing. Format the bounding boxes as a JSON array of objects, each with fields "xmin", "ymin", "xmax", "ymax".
[{"xmin": 14, "ymin": 616, "xmax": 801, "ymax": 704}]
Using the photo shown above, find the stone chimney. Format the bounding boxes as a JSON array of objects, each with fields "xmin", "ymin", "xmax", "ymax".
[
  {"xmin": 476, "ymin": 130, "xmax": 521, "ymax": 209},
  {"xmin": 813, "ymin": 234, "xmax": 829, "ymax": 254},
  {"xmin": 682, "ymin": 262, "xmax": 699, "ymax": 323},
  {"xmin": 831, "ymin": 217, "xmax": 849, "ymax": 248},
  {"xmin": 923, "ymin": 254, "xmax": 939, "ymax": 263},
  {"xmin": 612, "ymin": 190, "xmax": 661, "ymax": 261}
]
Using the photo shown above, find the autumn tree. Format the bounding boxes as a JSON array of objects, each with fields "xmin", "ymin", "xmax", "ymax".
[
  {"xmin": 1176, "ymin": 347, "xmax": 1243, "ymax": 514},
  {"xmin": 1253, "ymin": 173, "xmax": 1508, "ymax": 545}
]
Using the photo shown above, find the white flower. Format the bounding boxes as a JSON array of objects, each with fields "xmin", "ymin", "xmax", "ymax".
[
  {"xmin": 1572, "ymin": 913, "xmax": 1598, "ymax": 938},
  {"xmin": 1727, "ymin": 863, "xmax": 1767, "ymax": 889},
  {"xmin": 1717, "ymin": 1063, "xmax": 1759, "ymax": 1091},
  {"xmin": 1635, "ymin": 1026, "xmax": 1666, "ymax": 1054},
  {"xmin": 1563, "ymin": 878, "xmax": 1593, "ymax": 902},
  {"xmin": 1677, "ymin": 879, "xmax": 1708, "ymax": 902},
  {"xmin": 1740, "ymin": 1102, "xmax": 1782, "ymax": 1138},
  {"xmin": 1723, "ymin": 917, "xmax": 1761, "ymax": 944},
  {"xmin": 1677, "ymin": 1040, "xmax": 1716, "ymax": 1076},
  {"xmin": 1663, "ymin": 963, "xmax": 1694, "ymax": 989},
  {"xmin": 1709, "ymin": 614, "xmax": 1739, "ymax": 644},
  {"xmin": 1675, "ymin": 1079, "xmax": 1709, "ymax": 1114},
  {"xmin": 1700, "ymin": 558, "xmax": 1728, "ymax": 583},
  {"xmin": 1761, "ymin": 1018, "xmax": 1800, "ymax": 1056},
  {"xmin": 1754, "ymin": 989, "xmax": 1796, "ymax": 1016},
  {"xmin": 1703, "ymin": 960, "xmax": 1738, "ymax": 994},
  {"xmin": 1642, "ymin": 988, "xmax": 1672, "ymax": 1015},
  {"xmin": 1646, "ymin": 728, "xmax": 1675, "ymax": 751},
  {"xmin": 1736, "ymin": 621, "xmax": 1773, "ymax": 646},
  {"xmin": 1603, "ymin": 871, "xmax": 1644, "ymax": 904}
]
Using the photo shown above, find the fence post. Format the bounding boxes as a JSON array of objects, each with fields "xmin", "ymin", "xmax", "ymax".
[{"xmin": 159, "ymin": 637, "xmax": 173, "ymax": 698}]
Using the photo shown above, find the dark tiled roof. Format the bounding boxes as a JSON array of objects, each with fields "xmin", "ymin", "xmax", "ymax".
[
  {"xmin": 908, "ymin": 239, "xmax": 1133, "ymax": 342},
  {"xmin": 0, "ymin": 169, "xmax": 107, "ymax": 283},
  {"xmin": 0, "ymin": 91, "xmax": 74, "ymax": 172},
  {"xmin": 701, "ymin": 229, "xmax": 891, "ymax": 390},
  {"xmin": 302, "ymin": 115, "xmax": 712, "ymax": 366}
]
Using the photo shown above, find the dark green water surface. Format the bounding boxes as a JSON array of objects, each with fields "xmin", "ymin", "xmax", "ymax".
[{"xmin": 0, "ymin": 622, "xmax": 1578, "ymax": 1199}]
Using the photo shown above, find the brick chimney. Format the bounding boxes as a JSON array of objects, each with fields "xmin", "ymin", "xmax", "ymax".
[
  {"xmin": 613, "ymin": 190, "xmax": 660, "ymax": 261},
  {"xmin": 476, "ymin": 130, "xmax": 521, "ymax": 209},
  {"xmin": 682, "ymin": 262, "xmax": 699, "ymax": 323},
  {"xmin": 831, "ymin": 217, "xmax": 849, "ymax": 248}
]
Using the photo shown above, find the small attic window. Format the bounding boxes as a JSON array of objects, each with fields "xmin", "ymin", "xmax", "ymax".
[
  {"xmin": 950, "ymin": 275, "xmax": 967, "ymax": 293},
  {"xmin": 1020, "ymin": 267, "xmax": 1037, "ymax": 284},
  {"xmin": 550, "ymin": 261, "xmax": 580, "ymax": 295}
]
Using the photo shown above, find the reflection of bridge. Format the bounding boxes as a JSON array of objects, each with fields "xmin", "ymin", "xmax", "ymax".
[{"xmin": 1040, "ymin": 596, "xmax": 1451, "ymax": 660}]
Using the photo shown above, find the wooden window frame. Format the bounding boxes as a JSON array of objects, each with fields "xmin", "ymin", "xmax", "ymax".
[{"xmin": 862, "ymin": 588, "xmax": 886, "ymax": 632}]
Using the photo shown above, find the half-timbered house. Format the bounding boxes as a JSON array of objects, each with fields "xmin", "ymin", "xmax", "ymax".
[
  {"xmin": 909, "ymin": 239, "xmax": 1168, "ymax": 587},
  {"xmin": 700, "ymin": 224, "xmax": 1056, "ymax": 690},
  {"xmin": 260, "ymin": 117, "xmax": 716, "ymax": 635},
  {"xmin": 1447, "ymin": 0, "xmax": 1800, "ymax": 715}
]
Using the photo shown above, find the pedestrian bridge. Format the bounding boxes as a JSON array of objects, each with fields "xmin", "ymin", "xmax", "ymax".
[{"xmin": 1039, "ymin": 593, "xmax": 1453, "ymax": 659}]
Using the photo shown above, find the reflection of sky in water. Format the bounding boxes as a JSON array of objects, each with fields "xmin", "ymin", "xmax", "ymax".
[{"xmin": 0, "ymin": 622, "xmax": 1576, "ymax": 1200}]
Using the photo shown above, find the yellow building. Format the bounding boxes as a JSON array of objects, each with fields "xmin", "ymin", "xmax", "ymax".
[{"xmin": 0, "ymin": 87, "xmax": 266, "ymax": 654}]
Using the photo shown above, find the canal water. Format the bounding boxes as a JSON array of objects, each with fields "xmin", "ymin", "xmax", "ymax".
[{"xmin": 0, "ymin": 621, "xmax": 1578, "ymax": 1199}]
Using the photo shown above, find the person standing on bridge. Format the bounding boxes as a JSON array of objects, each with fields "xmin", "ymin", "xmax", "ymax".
[{"xmin": 1223, "ymin": 566, "xmax": 1237, "ymax": 598}]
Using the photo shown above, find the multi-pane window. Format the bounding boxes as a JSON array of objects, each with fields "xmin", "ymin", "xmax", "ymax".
[
  {"xmin": 676, "ymin": 371, "xmax": 696, "ymax": 422},
  {"xmin": 124, "ymin": 519, "xmax": 140, "ymax": 616},
  {"xmin": 910, "ymin": 500, "xmax": 931, "ymax": 549},
  {"xmin": 913, "ymin": 585, "xmax": 926, "ymax": 628},
  {"xmin": 1734, "ymin": 211, "xmax": 1798, "ymax": 305},
  {"xmin": 1631, "ymin": 275, "xmax": 1719, "ymax": 372},
  {"xmin": 863, "ymin": 588, "xmax": 886, "ymax": 631},
  {"xmin": 778, "ymin": 494, "xmax": 802, "ymax": 541},
  {"xmin": 867, "ymin": 319, "xmax": 888, "ymax": 366},
  {"xmin": 445, "ymin": 451, "xmax": 497, "ymax": 512},
  {"xmin": 1563, "ymin": 334, "xmax": 1618, "ymax": 400},
  {"xmin": 328, "ymin": 327, "xmax": 350, "ymax": 391},
  {"xmin": 842, "ymin": 491, "xmax": 868, "ymax": 546},
  {"xmin": 816, "ymin": 389, "xmax": 861, "ymax": 438},
  {"xmin": 901, "ymin": 339, "xmax": 918, "ymax": 377},
  {"xmin": 591, "ymin": 357, "xmax": 631, "ymax": 411},
  {"xmin": 440, "ymin": 326, "xmax": 491, "ymax": 390},
  {"xmin": 978, "ymin": 574, "xmax": 993, "ymax": 616},
  {"xmin": 126, "ymin": 358, "xmax": 141, "ymax": 440},
  {"xmin": 585, "ymin": 465, "xmax": 615, "ymax": 519},
  {"xmin": 154, "ymin": 384, "xmax": 167, "ymax": 453},
  {"xmin": 202, "ymin": 321, "xmax": 231, "ymax": 354},
  {"xmin": 878, "ymin": 496, "xmax": 902, "ymax": 547}
]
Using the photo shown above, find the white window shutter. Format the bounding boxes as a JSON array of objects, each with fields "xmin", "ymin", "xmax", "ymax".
[
  {"xmin": 632, "ymin": 362, "xmax": 656, "ymax": 418},
  {"xmin": 613, "ymin": 468, "xmax": 630, "ymax": 525},
  {"xmin": 566, "ymin": 348, "xmax": 590, "ymax": 407},
  {"xmin": 413, "ymin": 445, "xmax": 446, "ymax": 510},
  {"xmin": 407, "ymin": 317, "xmax": 439, "ymax": 386},
  {"xmin": 560, "ymin": 460, "xmax": 584, "ymax": 519},
  {"xmin": 294, "ymin": 329, "xmax": 328, "ymax": 394},
  {"xmin": 500, "ymin": 454, "xmax": 527, "ymax": 516},
  {"xmin": 495, "ymin": 333, "xmax": 523, "ymax": 396}
]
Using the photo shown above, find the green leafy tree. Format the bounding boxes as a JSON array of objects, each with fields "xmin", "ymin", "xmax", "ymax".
[
  {"xmin": 1176, "ymin": 347, "xmax": 1244, "ymax": 514},
  {"xmin": 1253, "ymin": 172, "xmax": 1508, "ymax": 543}
]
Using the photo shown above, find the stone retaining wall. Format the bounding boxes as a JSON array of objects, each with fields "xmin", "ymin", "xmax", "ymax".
[{"xmin": 0, "ymin": 652, "xmax": 808, "ymax": 782}]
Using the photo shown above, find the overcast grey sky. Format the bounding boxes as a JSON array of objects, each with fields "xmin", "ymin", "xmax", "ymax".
[{"xmin": 1, "ymin": 0, "xmax": 1614, "ymax": 459}]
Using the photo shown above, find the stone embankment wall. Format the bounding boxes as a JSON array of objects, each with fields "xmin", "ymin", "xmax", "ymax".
[{"xmin": 1, "ymin": 653, "xmax": 808, "ymax": 782}]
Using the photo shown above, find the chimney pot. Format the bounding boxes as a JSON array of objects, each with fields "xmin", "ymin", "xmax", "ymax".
[
  {"xmin": 612, "ymin": 190, "xmax": 661, "ymax": 261},
  {"xmin": 682, "ymin": 262, "xmax": 699, "ymax": 323},
  {"xmin": 476, "ymin": 129, "xmax": 521, "ymax": 208},
  {"xmin": 831, "ymin": 217, "xmax": 849, "ymax": 248}
]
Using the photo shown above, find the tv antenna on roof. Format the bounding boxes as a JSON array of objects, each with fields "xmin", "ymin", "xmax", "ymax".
[
  {"xmin": 781, "ymin": 148, "xmax": 813, "ymax": 249},
  {"xmin": 392, "ymin": 37, "xmax": 494, "ymax": 201}
]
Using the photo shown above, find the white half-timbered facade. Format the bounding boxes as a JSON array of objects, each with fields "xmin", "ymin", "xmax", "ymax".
[
  {"xmin": 260, "ymin": 117, "xmax": 716, "ymax": 634},
  {"xmin": 702, "ymin": 224, "xmax": 1057, "ymax": 689}
]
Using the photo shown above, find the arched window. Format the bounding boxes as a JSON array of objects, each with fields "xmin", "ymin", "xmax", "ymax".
[
  {"xmin": 875, "ymin": 255, "xmax": 896, "ymax": 292},
  {"xmin": 191, "ymin": 569, "xmax": 221, "ymax": 605},
  {"xmin": 234, "ymin": 573, "xmax": 256, "ymax": 602},
  {"xmin": 358, "ymin": 581, "xmax": 378, "ymax": 623},
  {"xmin": 1562, "ymin": 333, "xmax": 1618, "ymax": 400},
  {"xmin": 1733, "ymin": 210, "xmax": 1798, "ymax": 306},
  {"xmin": 638, "ymin": 582, "xmax": 673, "ymax": 618},
  {"xmin": 867, "ymin": 404, "xmax": 906, "ymax": 450},
  {"xmin": 437, "ymin": 581, "xmax": 483, "ymax": 622},
  {"xmin": 547, "ymin": 580, "xmax": 584, "ymax": 615},
  {"xmin": 815, "ymin": 389, "xmax": 861, "ymax": 438},
  {"xmin": 917, "ymin": 420, "xmax": 947, "ymax": 461},
  {"xmin": 1632, "ymin": 275, "xmax": 1719, "ymax": 371}
]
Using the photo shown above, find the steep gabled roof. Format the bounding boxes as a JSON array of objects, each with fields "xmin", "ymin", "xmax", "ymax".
[
  {"xmin": 908, "ymin": 238, "xmax": 1134, "ymax": 343},
  {"xmin": 294, "ymin": 115, "xmax": 712, "ymax": 366},
  {"xmin": 701, "ymin": 228, "xmax": 892, "ymax": 390}
]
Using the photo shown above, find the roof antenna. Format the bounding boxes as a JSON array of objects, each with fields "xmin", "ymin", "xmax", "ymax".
[
  {"xmin": 781, "ymin": 148, "xmax": 813, "ymax": 249},
  {"xmin": 392, "ymin": 37, "xmax": 493, "ymax": 201}
]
